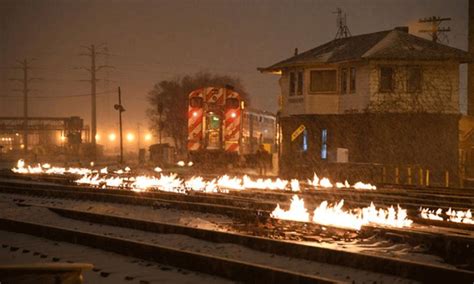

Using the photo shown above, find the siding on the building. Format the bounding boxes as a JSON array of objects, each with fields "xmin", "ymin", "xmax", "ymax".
[{"xmin": 279, "ymin": 60, "xmax": 461, "ymax": 116}]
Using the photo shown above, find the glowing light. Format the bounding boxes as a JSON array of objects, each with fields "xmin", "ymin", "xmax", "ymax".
[
  {"xmin": 230, "ymin": 112, "xmax": 237, "ymax": 118},
  {"xmin": 154, "ymin": 167, "xmax": 162, "ymax": 173},
  {"xmin": 108, "ymin": 133, "xmax": 116, "ymax": 141},
  {"xmin": 60, "ymin": 135, "xmax": 66, "ymax": 142},
  {"xmin": 177, "ymin": 161, "xmax": 185, "ymax": 167},
  {"xmin": 126, "ymin": 133, "xmax": 135, "ymax": 142},
  {"xmin": 144, "ymin": 133, "xmax": 152, "ymax": 141},
  {"xmin": 95, "ymin": 134, "xmax": 100, "ymax": 141},
  {"xmin": 192, "ymin": 111, "xmax": 198, "ymax": 117}
]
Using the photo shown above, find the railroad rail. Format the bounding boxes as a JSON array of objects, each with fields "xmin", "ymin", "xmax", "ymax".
[
  {"xmin": 3, "ymin": 203, "xmax": 474, "ymax": 283},
  {"xmin": 2, "ymin": 177, "xmax": 474, "ymax": 272}
]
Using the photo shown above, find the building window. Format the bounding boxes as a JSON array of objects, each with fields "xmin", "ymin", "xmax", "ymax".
[
  {"xmin": 321, "ymin": 129, "xmax": 327, "ymax": 160},
  {"xmin": 297, "ymin": 71, "xmax": 303, "ymax": 96},
  {"xmin": 310, "ymin": 70, "xmax": 337, "ymax": 93},
  {"xmin": 289, "ymin": 72, "xmax": 296, "ymax": 96},
  {"xmin": 302, "ymin": 129, "xmax": 308, "ymax": 152},
  {"xmin": 340, "ymin": 68, "xmax": 347, "ymax": 94},
  {"xmin": 379, "ymin": 66, "xmax": 394, "ymax": 92},
  {"xmin": 350, "ymin": 67, "xmax": 356, "ymax": 93},
  {"xmin": 407, "ymin": 66, "xmax": 422, "ymax": 93}
]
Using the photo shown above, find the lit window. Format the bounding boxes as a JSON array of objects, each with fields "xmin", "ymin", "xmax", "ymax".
[
  {"xmin": 310, "ymin": 70, "xmax": 337, "ymax": 93},
  {"xmin": 321, "ymin": 129, "xmax": 327, "ymax": 160},
  {"xmin": 302, "ymin": 129, "xmax": 308, "ymax": 152}
]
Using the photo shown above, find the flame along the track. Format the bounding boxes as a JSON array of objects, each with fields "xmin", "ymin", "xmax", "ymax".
[
  {"xmin": 12, "ymin": 159, "xmax": 377, "ymax": 193},
  {"xmin": 419, "ymin": 207, "xmax": 473, "ymax": 224},
  {"xmin": 271, "ymin": 195, "xmax": 413, "ymax": 230}
]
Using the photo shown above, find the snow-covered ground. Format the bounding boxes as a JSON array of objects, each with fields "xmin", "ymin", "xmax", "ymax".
[
  {"xmin": 0, "ymin": 230, "xmax": 230, "ymax": 284},
  {"xmin": 0, "ymin": 192, "xmax": 429, "ymax": 283}
]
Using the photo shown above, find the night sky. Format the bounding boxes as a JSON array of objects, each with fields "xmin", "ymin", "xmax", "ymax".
[{"xmin": 0, "ymin": 0, "xmax": 468, "ymax": 133}]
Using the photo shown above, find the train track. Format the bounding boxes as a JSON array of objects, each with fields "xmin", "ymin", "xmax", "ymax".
[
  {"xmin": 1, "ymin": 175, "xmax": 474, "ymax": 233},
  {"xmin": 1, "ymin": 176, "xmax": 474, "ymax": 272},
  {"xmin": 2, "ymin": 201, "xmax": 474, "ymax": 283}
]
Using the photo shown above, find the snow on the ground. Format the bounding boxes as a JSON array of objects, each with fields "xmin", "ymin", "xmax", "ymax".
[
  {"xmin": 0, "ymin": 230, "xmax": 230, "ymax": 284},
  {"xmin": 0, "ymin": 193, "xmax": 233, "ymax": 231},
  {"xmin": 0, "ymin": 195, "xmax": 419, "ymax": 283}
]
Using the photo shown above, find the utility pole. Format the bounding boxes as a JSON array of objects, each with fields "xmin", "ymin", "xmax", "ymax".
[
  {"xmin": 10, "ymin": 58, "xmax": 41, "ymax": 154},
  {"xmin": 114, "ymin": 87, "xmax": 125, "ymax": 164},
  {"xmin": 419, "ymin": 16, "xmax": 451, "ymax": 43},
  {"xmin": 333, "ymin": 8, "xmax": 351, "ymax": 39},
  {"xmin": 77, "ymin": 44, "xmax": 113, "ymax": 161}
]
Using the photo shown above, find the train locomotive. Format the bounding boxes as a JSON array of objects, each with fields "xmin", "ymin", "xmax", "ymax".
[{"xmin": 187, "ymin": 87, "xmax": 243, "ymax": 164}]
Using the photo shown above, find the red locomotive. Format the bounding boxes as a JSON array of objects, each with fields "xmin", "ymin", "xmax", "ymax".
[{"xmin": 187, "ymin": 87, "xmax": 243, "ymax": 164}]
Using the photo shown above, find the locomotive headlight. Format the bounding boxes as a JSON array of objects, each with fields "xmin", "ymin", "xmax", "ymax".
[{"xmin": 230, "ymin": 112, "xmax": 237, "ymax": 118}]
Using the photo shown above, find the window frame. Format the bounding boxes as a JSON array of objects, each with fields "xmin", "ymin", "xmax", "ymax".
[
  {"xmin": 379, "ymin": 66, "xmax": 395, "ymax": 93},
  {"xmin": 340, "ymin": 68, "xmax": 348, "ymax": 94},
  {"xmin": 297, "ymin": 71, "xmax": 304, "ymax": 96},
  {"xmin": 289, "ymin": 72, "xmax": 296, "ymax": 96},
  {"xmin": 406, "ymin": 66, "xmax": 422, "ymax": 93},
  {"xmin": 349, "ymin": 67, "xmax": 356, "ymax": 93},
  {"xmin": 309, "ymin": 69, "xmax": 337, "ymax": 94}
]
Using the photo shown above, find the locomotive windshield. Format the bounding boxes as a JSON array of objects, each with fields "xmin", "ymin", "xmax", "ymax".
[
  {"xmin": 226, "ymin": 98, "xmax": 239, "ymax": 109},
  {"xmin": 190, "ymin": 97, "xmax": 203, "ymax": 108}
]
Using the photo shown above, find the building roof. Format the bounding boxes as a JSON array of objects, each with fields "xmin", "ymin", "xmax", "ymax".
[{"xmin": 258, "ymin": 27, "xmax": 471, "ymax": 73}]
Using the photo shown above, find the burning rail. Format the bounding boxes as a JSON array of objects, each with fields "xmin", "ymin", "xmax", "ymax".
[{"xmin": 270, "ymin": 195, "xmax": 413, "ymax": 230}]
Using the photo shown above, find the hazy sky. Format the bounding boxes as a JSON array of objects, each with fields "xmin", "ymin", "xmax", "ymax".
[{"xmin": 0, "ymin": 0, "xmax": 468, "ymax": 133}]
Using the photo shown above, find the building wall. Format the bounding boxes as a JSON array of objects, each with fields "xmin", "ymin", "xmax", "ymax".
[
  {"xmin": 280, "ymin": 113, "xmax": 460, "ymax": 183},
  {"xmin": 368, "ymin": 60, "xmax": 460, "ymax": 113},
  {"xmin": 278, "ymin": 60, "xmax": 461, "ymax": 116}
]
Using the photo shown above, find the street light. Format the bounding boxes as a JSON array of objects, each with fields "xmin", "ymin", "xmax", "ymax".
[
  {"xmin": 126, "ymin": 133, "xmax": 134, "ymax": 142},
  {"xmin": 108, "ymin": 133, "xmax": 116, "ymax": 142}
]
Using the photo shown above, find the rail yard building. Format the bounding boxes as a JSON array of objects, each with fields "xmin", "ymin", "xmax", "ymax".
[{"xmin": 259, "ymin": 27, "xmax": 471, "ymax": 184}]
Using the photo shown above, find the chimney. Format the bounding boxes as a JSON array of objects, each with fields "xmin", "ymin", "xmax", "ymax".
[
  {"xmin": 294, "ymin": 48, "xmax": 299, "ymax": 56},
  {"xmin": 469, "ymin": 1, "xmax": 474, "ymax": 115},
  {"xmin": 394, "ymin": 26, "xmax": 409, "ymax": 33}
]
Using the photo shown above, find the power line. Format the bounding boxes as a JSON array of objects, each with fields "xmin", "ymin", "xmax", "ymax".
[
  {"xmin": 419, "ymin": 16, "xmax": 451, "ymax": 43},
  {"xmin": 76, "ymin": 43, "xmax": 114, "ymax": 160},
  {"xmin": 0, "ymin": 90, "xmax": 115, "ymax": 99},
  {"xmin": 9, "ymin": 58, "xmax": 42, "ymax": 153}
]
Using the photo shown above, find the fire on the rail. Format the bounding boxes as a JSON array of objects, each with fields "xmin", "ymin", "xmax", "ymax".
[
  {"xmin": 11, "ymin": 159, "xmax": 377, "ymax": 193},
  {"xmin": 270, "ymin": 195, "xmax": 413, "ymax": 230}
]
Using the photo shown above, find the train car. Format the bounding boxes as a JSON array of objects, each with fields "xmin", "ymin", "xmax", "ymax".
[{"xmin": 187, "ymin": 87, "xmax": 243, "ymax": 164}]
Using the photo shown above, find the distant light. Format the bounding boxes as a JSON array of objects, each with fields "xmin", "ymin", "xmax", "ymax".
[
  {"xmin": 144, "ymin": 133, "xmax": 152, "ymax": 141},
  {"xmin": 212, "ymin": 116, "xmax": 219, "ymax": 121},
  {"xmin": 126, "ymin": 133, "xmax": 135, "ymax": 142},
  {"xmin": 95, "ymin": 134, "xmax": 100, "ymax": 141},
  {"xmin": 60, "ymin": 136, "xmax": 66, "ymax": 142},
  {"xmin": 192, "ymin": 111, "xmax": 198, "ymax": 117},
  {"xmin": 20, "ymin": 144, "xmax": 24, "ymax": 149},
  {"xmin": 15, "ymin": 133, "xmax": 19, "ymax": 136},
  {"xmin": 230, "ymin": 112, "xmax": 237, "ymax": 118},
  {"xmin": 108, "ymin": 133, "xmax": 116, "ymax": 141}
]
